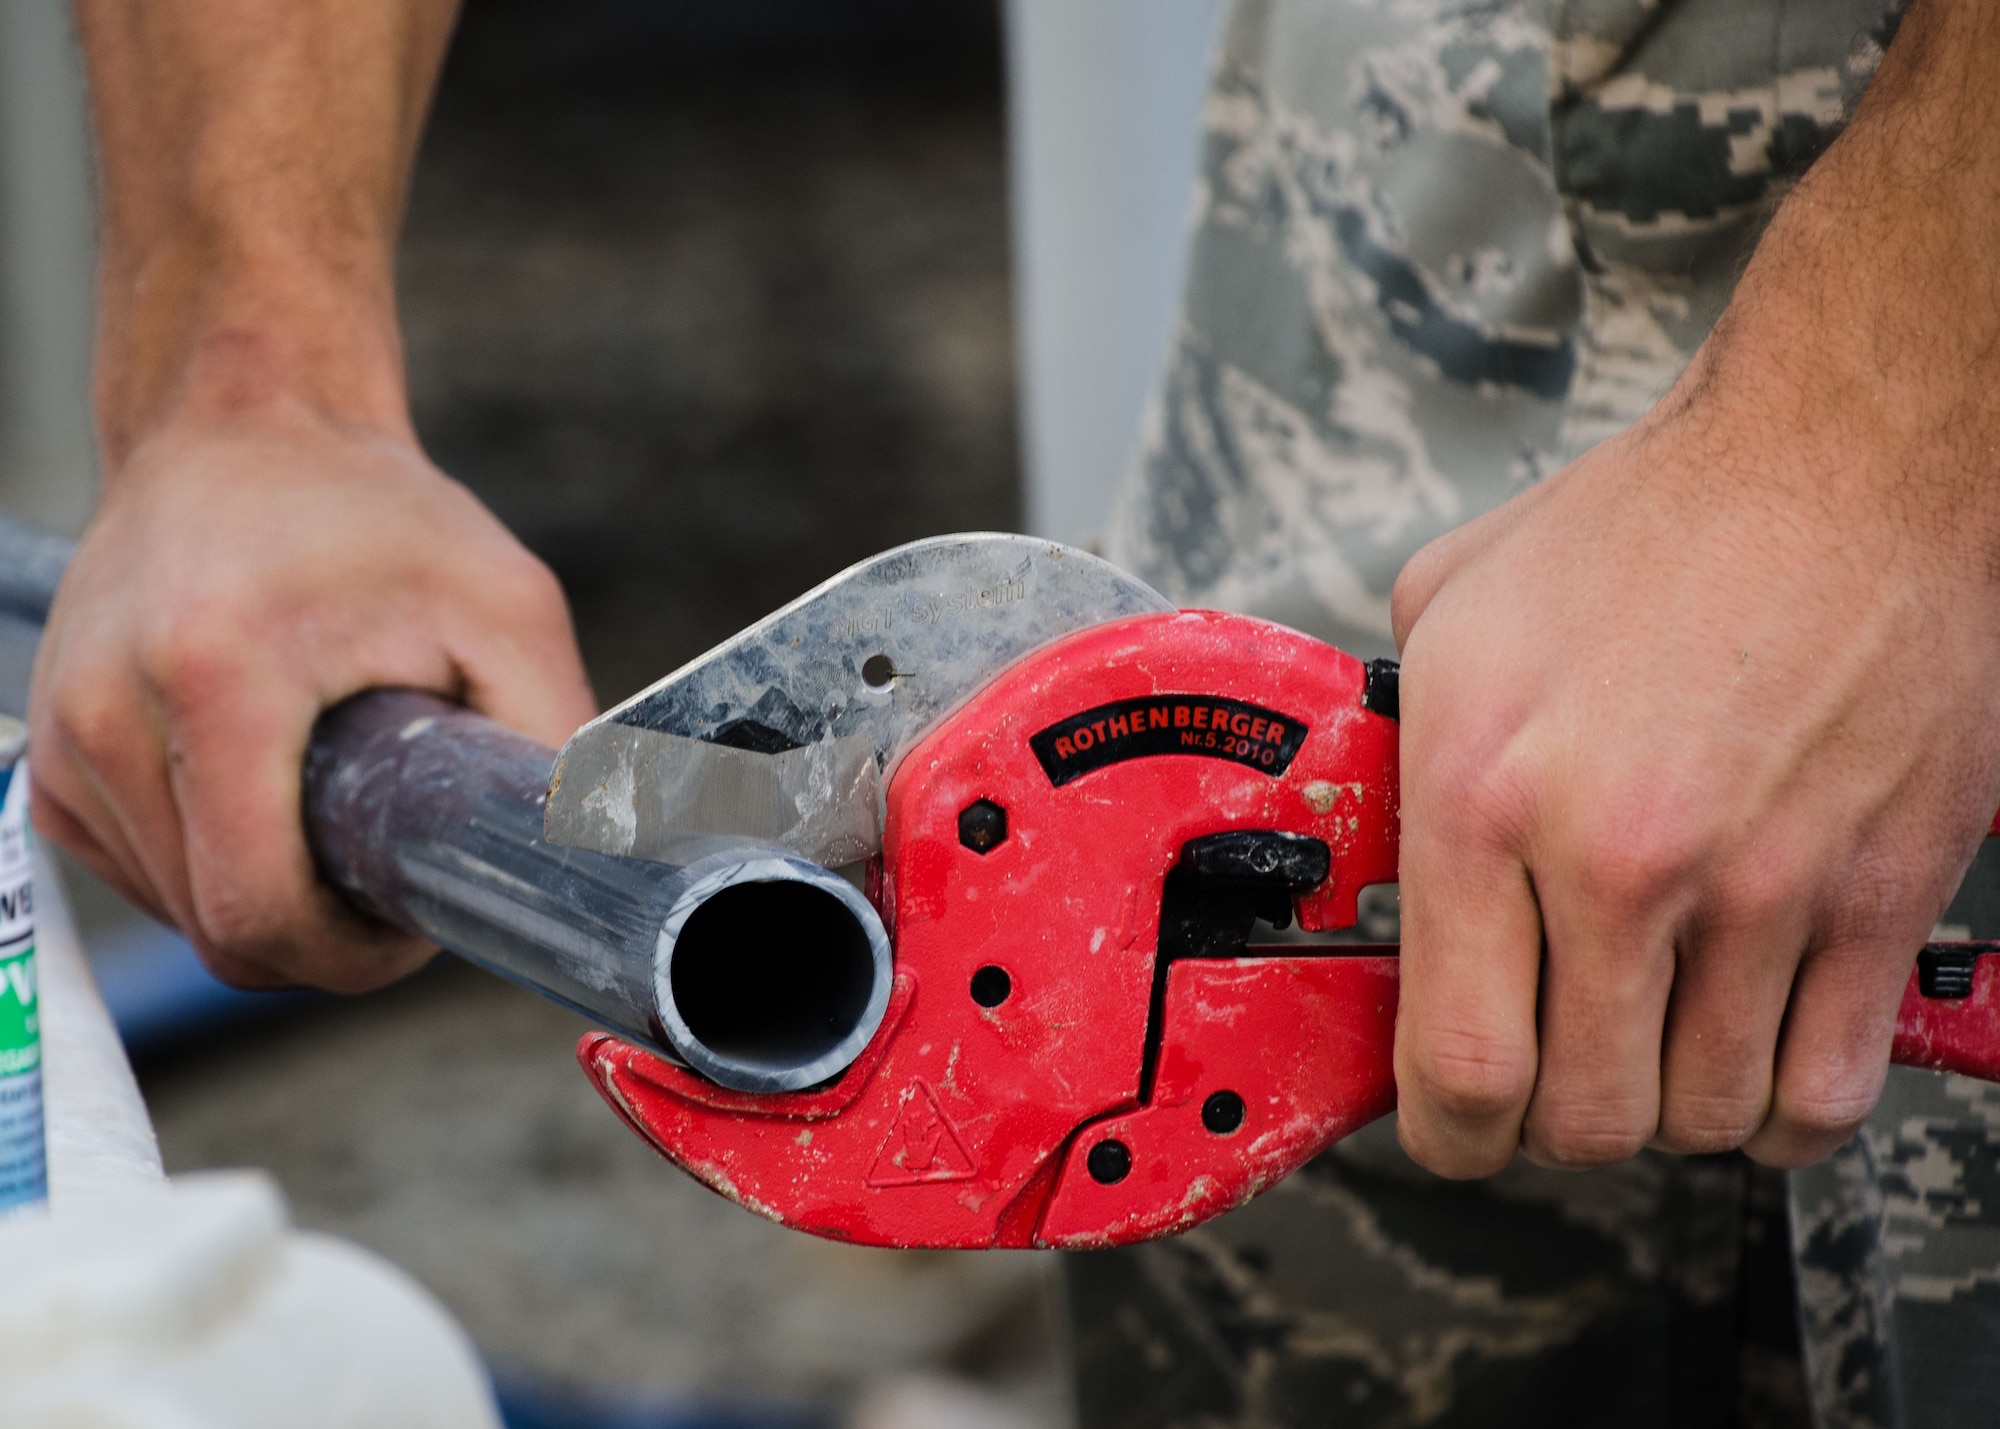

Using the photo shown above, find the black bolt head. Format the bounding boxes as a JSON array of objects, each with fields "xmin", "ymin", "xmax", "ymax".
[
  {"xmin": 958, "ymin": 799, "xmax": 1007, "ymax": 854},
  {"xmin": 1087, "ymin": 1139, "xmax": 1132, "ymax": 1185},
  {"xmin": 1201, "ymin": 1090, "xmax": 1246, "ymax": 1135}
]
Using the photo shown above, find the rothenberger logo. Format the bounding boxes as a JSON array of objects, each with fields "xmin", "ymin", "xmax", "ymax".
[{"xmin": 1029, "ymin": 695, "xmax": 1309, "ymax": 787}]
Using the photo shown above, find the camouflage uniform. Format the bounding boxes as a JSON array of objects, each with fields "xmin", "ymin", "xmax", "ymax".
[{"xmin": 1073, "ymin": 2, "xmax": 2000, "ymax": 1425}]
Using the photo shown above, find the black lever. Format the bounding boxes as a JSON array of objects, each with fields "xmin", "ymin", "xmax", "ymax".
[{"xmin": 1158, "ymin": 830, "xmax": 1332, "ymax": 961}]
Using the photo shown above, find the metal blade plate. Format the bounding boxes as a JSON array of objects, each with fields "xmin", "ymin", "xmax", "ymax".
[{"xmin": 545, "ymin": 533, "xmax": 1173, "ymax": 865}]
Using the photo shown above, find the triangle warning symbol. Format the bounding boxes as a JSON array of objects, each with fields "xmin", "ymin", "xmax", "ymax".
[{"xmin": 867, "ymin": 1079, "xmax": 976, "ymax": 1187}]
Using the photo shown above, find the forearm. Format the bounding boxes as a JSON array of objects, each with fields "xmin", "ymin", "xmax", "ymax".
[
  {"xmin": 72, "ymin": 0, "xmax": 459, "ymax": 468},
  {"xmin": 1689, "ymin": 0, "xmax": 2000, "ymax": 517}
]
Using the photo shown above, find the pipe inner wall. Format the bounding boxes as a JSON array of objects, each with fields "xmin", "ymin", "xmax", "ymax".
[{"xmin": 656, "ymin": 859, "xmax": 891, "ymax": 1092}]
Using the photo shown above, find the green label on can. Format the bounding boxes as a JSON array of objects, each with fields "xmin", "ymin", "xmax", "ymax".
[
  {"xmin": 0, "ymin": 937, "xmax": 39, "ymax": 1208},
  {"xmin": 0, "ymin": 943, "xmax": 36, "ymax": 1075}
]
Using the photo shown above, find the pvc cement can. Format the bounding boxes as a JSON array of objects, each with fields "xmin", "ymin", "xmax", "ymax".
[{"xmin": 0, "ymin": 719, "xmax": 38, "ymax": 1212}]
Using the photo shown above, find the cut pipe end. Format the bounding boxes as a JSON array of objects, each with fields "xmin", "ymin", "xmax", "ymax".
[{"xmin": 653, "ymin": 854, "xmax": 892, "ymax": 1093}]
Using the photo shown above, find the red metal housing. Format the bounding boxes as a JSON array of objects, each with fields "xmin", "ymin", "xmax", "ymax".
[{"xmin": 583, "ymin": 610, "xmax": 1399, "ymax": 1247}]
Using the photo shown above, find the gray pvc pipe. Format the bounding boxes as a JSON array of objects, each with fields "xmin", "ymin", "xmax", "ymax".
[{"xmin": 304, "ymin": 691, "xmax": 893, "ymax": 1093}]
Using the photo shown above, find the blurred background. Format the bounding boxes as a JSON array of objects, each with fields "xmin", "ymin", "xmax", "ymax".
[{"xmin": 0, "ymin": 1, "xmax": 1219, "ymax": 1425}]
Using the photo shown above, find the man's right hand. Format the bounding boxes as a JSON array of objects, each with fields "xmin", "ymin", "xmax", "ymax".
[{"xmin": 29, "ymin": 406, "xmax": 596, "ymax": 991}]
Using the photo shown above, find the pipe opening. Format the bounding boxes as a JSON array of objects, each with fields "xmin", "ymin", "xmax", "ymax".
[{"xmin": 667, "ymin": 879, "xmax": 880, "ymax": 1078}]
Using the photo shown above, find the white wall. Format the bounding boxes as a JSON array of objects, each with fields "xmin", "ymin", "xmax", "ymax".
[
  {"xmin": 1004, "ymin": 0, "xmax": 1219, "ymax": 550},
  {"xmin": 0, "ymin": 0, "xmax": 99, "ymax": 537}
]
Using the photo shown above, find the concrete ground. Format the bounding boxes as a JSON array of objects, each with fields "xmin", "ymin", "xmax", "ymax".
[{"xmin": 120, "ymin": 2, "xmax": 1068, "ymax": 1422}]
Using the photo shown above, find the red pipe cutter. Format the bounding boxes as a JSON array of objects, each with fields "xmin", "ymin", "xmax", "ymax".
[{"xmin": 548, "ymin": 539, "xmax": 2000, "ymax": 1250}]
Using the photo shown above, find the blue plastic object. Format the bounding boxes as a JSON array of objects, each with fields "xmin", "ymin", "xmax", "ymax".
[
  {"xmin": 86, "ymin": 920, "xmax": 316, "ymax": 1056},
  {"xmin": 495, "ymin": 1375, "xmax": 833, "ymax": 1429}
]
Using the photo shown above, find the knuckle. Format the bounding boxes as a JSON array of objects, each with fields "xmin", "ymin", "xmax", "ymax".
[
  {"xmin": 184, "ymin": 849, "xmax": 308, "ymax": 969},
  {"xmin": 1389, "ymin": 550, "xmax": 1445, "ymax": 638},
  {"xmin": 1773, "ymin": 1079, "xmax": 1877, "ymax": 1144},
  {"xmin": 1568, "ymin": 818, "xmax": 1701, "ymax": 920},
  {"xmin": 138, "ymin": 598, "xmax": 248, "ymax": 701},
  {"xmin": 1657, "ymin": 1092, "xmax": 1767, "ymax": 1153},
  {"xmin": 1707, "ymin": 848, "xmax": 1812, "ymax": 933},
  {"xmin": 483, "ymin": 545, "xmax": 568, "ymax": 618},
  {"xmin": 1408, "ymin": 1030, "xmax": 1536, "ymax": 1125},
  {"xmin": 188, "ymin": 881, "xmax": 292, "ymax": 967},
  {"xmin": 1527, "ymin": 1102, "xmax": 1654, "ymax": 1167},
  {"xmin": 51, "ymin": 681, "xmax": 136, "ymax": 766},
  {"xmin": 1424, "ymin": 751, "xmax": 1536, "ymax": 848},
  {"xmin": 460, "ymin": 547, "xmax": 577, "ymax": 656}
]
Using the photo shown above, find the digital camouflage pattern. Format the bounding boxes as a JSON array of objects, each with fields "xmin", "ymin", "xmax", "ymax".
[
  {"xmin": 1068, "ymin": 1116, "xmax": 1807, "ymax": 1427},
  {"xmin": 1791, "ymin": 1065, "xmax": 2000, "ymax": 1429},
  {"xmin": 1073, "ymin": 1, "xmax": 2000, "ymax": 1426},
  {"xmin": 1104, "ymin": 0, "xmax": 1901, "ymax": 660}
]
